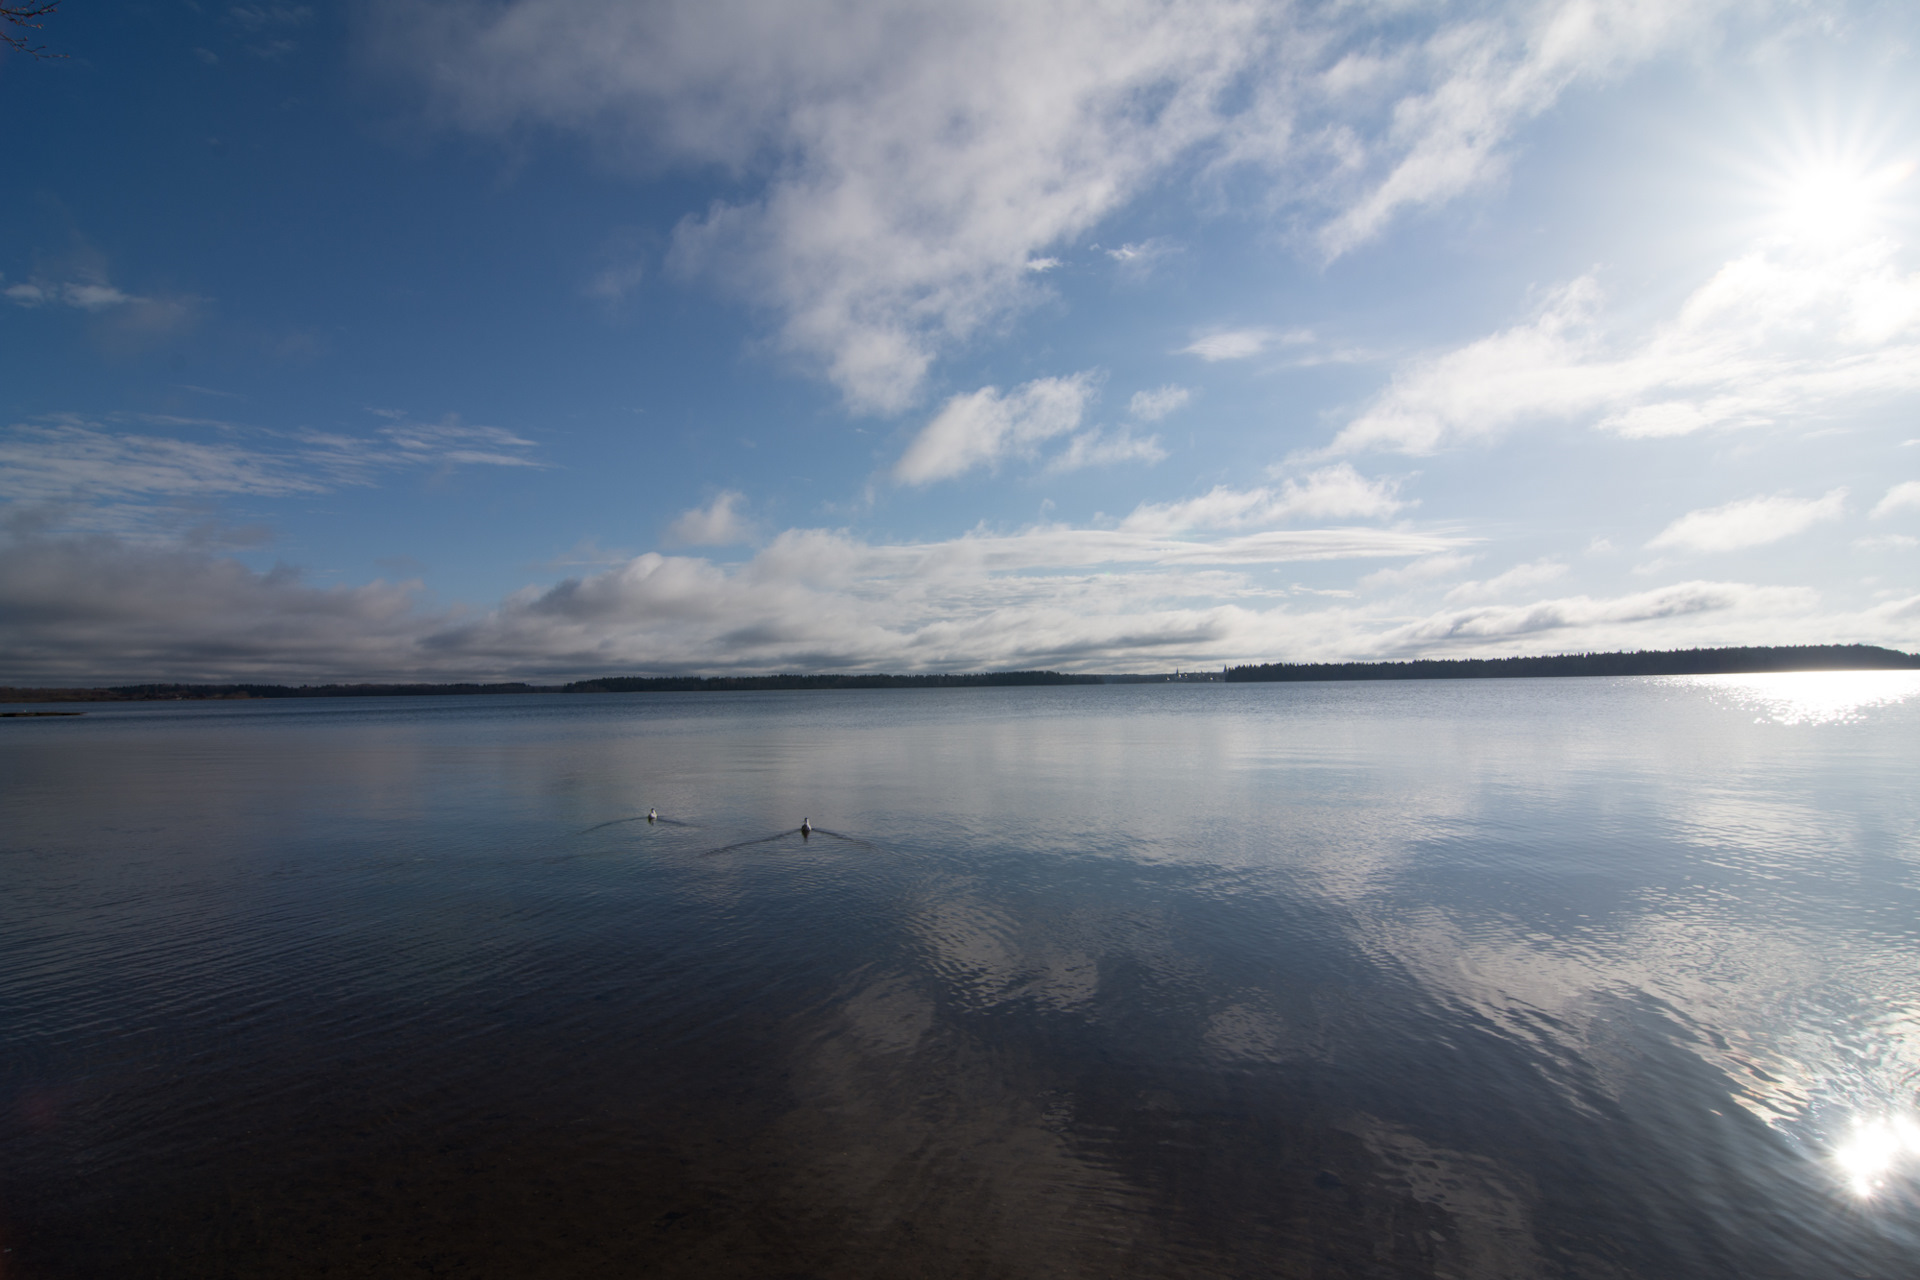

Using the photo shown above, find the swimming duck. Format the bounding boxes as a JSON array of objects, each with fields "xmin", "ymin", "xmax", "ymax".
[
  {"xmin": 647, "ymin": 807, "xmax": 658, "ymax": 822},
  {"xmin": 800, "ymin": 818, "xmax": 812, "ymax": 836}
]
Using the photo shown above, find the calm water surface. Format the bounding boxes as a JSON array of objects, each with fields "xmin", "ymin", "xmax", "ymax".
[{"xmin": 4, "ymin": 676, "xmax": 1919, "ymax": 1277}]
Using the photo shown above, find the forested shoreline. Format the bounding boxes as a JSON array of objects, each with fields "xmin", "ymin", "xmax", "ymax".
[
  {"xmin": 3, "ymin": 645, "xmax": 1915, "ymax": 703},
  {"xmin": 1224, "ymin": 644, "xmax": 1920, "ymax": 682}
]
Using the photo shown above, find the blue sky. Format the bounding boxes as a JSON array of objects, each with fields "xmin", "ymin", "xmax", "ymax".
[{"xmin": 4, "ymin": 0, "xmax": 1919, "ymax": 682}]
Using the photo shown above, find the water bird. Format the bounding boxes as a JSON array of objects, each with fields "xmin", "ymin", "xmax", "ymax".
[
  {"xmin": 800, "ymin": 818, "xmax": 812, "ymax": 836},
  {"xmin": 648, "ymin": 807, "xmax": 658, "ymax": 822}
]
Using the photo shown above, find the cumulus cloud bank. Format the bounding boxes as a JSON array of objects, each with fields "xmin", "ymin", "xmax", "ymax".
[
  {"xmin": 1, "ymin": 513, "xmax": 1467, "ymax": 682},
  {"xmin": 12, "ymin": 503, "xmax": 1916, "ymax": 683}
]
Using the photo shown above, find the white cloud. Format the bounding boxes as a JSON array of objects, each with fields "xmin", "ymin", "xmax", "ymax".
[
  {"xmin": 1182, "ymin": 328, "xmax": 1289, "ymax": 362},
  {"xmin": 0, "ymin": 512, "xmax": 1470, "ymax": 681},
  {"xmin": 62, "ymin": 283, "xmax": 135, "ymax": 311},
  {"xmin": 5, "ymin": 256, "xmax": 205, "ymax": 353},
  {"xmin": 893, "ymin": 373, "xmax": 1096, "ymax": 485},
  {"xmin": 6, "ymin": 279, "xmax": 135, "ymax": 311},
  {"xmin": 668, "ymin": 490, "xmax": 754, "ymax": 546},
  {"xmin": 0, "ymin": 414, "xmax": 544, "ymax": 537},
  {"xmin": 0, "ymin": 420, "xmax": 330, "ymax": 506},
  {"xmin": 1329, "ymin": 238, "xmax": 1920, "ymax": 455},
  {"xmin": 1024, "ymin": 257, "xmax": 1061, "ymax": 273},
  {"xmin": 1443, "ymin": 559, "xmax": 1569, "ymax": 604},
  {"xmin": 20, "ymin": 520, "xmax": 1909, "ymax": 683},
  {"xmin": 0, "ymin": 531, "xmax": 435, "ymax": 684},
  {"xmin": 1128, "ymin": 384, "xmax": 1191, "ymax": 421},
  {"xmin": 653, "ymin": 3, "xmax": 1265, "ymax": 412},
  {"xmin": 1646, "ymin": 489, "xmax": 1847, "ymax": 555},
  {"xmin": 17, "ymin": 508, "xmax": 1920, "ymax": 682},
  {"xmin": 1358, "ymin": 551, "xmax": 1477, "ymax": 592},
  {"xmin": 1374, "ymin": 580, "xmax": 1819, "ymax": 653},
  {"xmin": 1042, "ymin": 429, "xmax": 1166, "ymax": 475},
  {"xmin": 365, "ymin": 415, "xmax": 544, "ymax": 469},
  {"xmin": 1855, "ymin": 534, "xmax": 1917, "ymax": 551},
  {"xmin": 584, "ymin": 259, "xmax": 645, "ymax": 303},
  {"xmin": 376, "ymin": 0, "xmax": 1721, "ymax": 411},
  {"xmin": 1872, "ymin": 480, "xmax": 1920, "ymax": 519},
  {"xmin": 1105, "ymin": 238, "xmax": 1173, "ymax": 270},
  {"xmin": 1302, "ymin": 1, "xmax": 1718, "ymax": 260},
  {"xmin": 1120, "ymin": 464, "xmax": 1404, "ymax": 534}
]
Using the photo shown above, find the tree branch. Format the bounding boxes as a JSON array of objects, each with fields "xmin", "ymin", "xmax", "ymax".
[{"xmin": 2, "ymin": 2, "xmax": 65, "ymax": 60}]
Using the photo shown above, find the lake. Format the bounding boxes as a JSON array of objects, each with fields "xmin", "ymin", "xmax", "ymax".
[{"xmin": 4, "ymin": 675, "xmax": 1919, "ymax": 1277}]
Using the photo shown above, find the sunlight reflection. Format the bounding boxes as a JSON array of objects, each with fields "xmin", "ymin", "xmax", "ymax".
[
  {"xmin": 1671, "ymin": 671, "xmax": 1920, "ymax": 725},
  {"xmin": 1833, "ymin": 1114, "xmax": 1920, "ymax": 1198}
]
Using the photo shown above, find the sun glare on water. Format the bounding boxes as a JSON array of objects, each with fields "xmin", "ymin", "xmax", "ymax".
[
  {"xmin": 1834, "ymin": 1115, "xmax": 1920, "ymax": 1199},
  {"xmin": 1675, "ymin": 670, "xmax": 1920, "ymax": 724}
]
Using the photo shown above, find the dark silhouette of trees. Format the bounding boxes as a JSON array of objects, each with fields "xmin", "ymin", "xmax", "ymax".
[
  {"xmin": 3, "ymin": 2, "xmax": 63, "ymax": 58},
  {"xmin": 1225, "ymin": 645, "xmax": 1920, "ymax": 682}
]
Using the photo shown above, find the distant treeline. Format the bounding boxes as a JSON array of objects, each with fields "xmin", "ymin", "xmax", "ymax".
[
  {"xmin": 5, "ymin": 648, "xmax": 1917, "ymax": 704},
  {"xmin": 0, "ymin": 671, "xmax": 1099, "ymax": 702},
  {"xmin": 1225, "ymin": 645, "xmax": 1920, "ymax": 683},
  {"xmin": 568, "ymin": 671, "xmax": 1101, "ymax": 693}
]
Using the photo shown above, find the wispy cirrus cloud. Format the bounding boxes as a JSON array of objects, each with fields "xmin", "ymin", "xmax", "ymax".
[
  {"xmin": 0, "ymin": 413, "xmax": 545, "ymax": 536},
  {"xmin": 1295, "ymin": 0, "xmax": 1722, "ymax": 261},
  {"xmin": 893, "ymin": 373, "xmax": 1100, "ymax": 485},
  {"xmin": 374, "ymin": 0, "xmax": 1730, "ymax": 412},
  {"xmin": 6, "ymin": 272, "xmax": 205, "ymax": 351},
  {"xmin": 1327, "ymin": 236, "xmax": 1920, "ymax": 456},
  {"xmin": 1128, "ymin": 384, "xmax": 1191, "ymax": 422},
  {"xmin": 1371, "ymin": 580, "xmax": 1821, "ymax": 653},
  {"xmin": 1358, "ymin": 551, "xmax": 1478, "ymax": 592},
  {"xmin": 0, "ymin": 419, "xmax": 331, "ymax": 509},
  {"xmin": 1042, "ymin": 429, "xmax": 1166, "ymax": 476},
  {"xmin": 1120, "ymin": 464, "xmax": 1405, "ymax": 535},
  {"xmin": 1179, "ymin": 327, "xmax": 1311, "ymax": 362},
  {"xmin": 1105, "ymin": 238, "xmax": 1175, "ymax": 272},
  {"xmin": 4, "ymin": 280, "xmax": 134, "ymax": 311},
  {"xmin": 1442, "ymin": 558, "xmax": 1569, "ymax": 604},
  {"xmin": 359, "ymin": 412, "xmax": 545, "ymax": 470},
  {"xmin": 1646, "ymin": 488, "xmax": 1848, "ymax": 554}
]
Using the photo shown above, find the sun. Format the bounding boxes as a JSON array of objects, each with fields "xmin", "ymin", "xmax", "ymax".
[{"xmin": 1771, "ymin": 158, "xmax": 1912, "ymax": 245}]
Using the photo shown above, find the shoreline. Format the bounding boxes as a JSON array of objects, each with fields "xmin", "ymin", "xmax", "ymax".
[{"xmin": 3, "ymin": 644, "xmax": 1917, "ymax": 703}]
